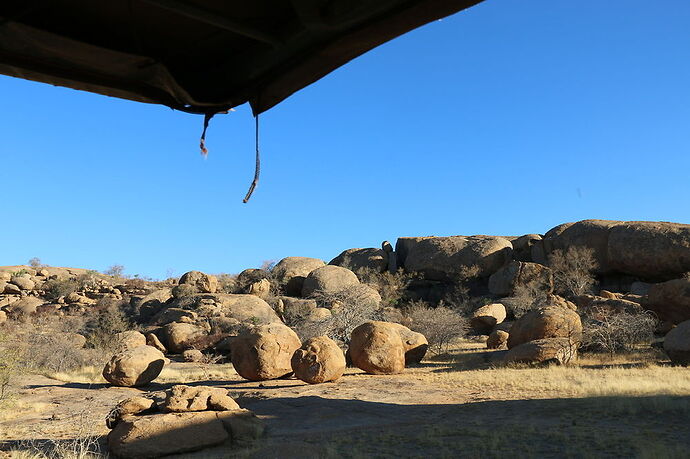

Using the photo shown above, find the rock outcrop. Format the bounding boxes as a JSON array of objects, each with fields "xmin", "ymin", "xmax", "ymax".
[
  {"xmin": 107, "ymin": 385, "xmax": 263, "ymax": 458},
  {"xmin": 400, "ymin": 235, "xmax": 513, "ymax": 281}
]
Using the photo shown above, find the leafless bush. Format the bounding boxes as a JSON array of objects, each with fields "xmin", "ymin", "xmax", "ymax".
[
  {"xmin": 354, "ymin": 267, "xmax": 412, "ymax": 308},
  {"xmin": 281, "ymin": 301, "xmax": 316, "ymax": 329},
  {"xmin": 299, "ymin": 285, "xmax": 384, "ymax": 343},
  {"xmin": 16, "ymin": 405, "xmax": 105, "ymax": 458},
  {"xmin": 582, "ymin": 307, "xmax": 657, "ymax": 355},
  {"xmin": 440, "ymin": 265, "xmax": 489, "ymax": 315},
  {"xmin": 28, "ymin": 257, "xmax": 43, "ymax": 268},
  {"xmin": 0, "ymin": 334, "xmax": 23, "ymax": 406},
  {"xmin": 82, "ymin": 298, "xmax": 132, "ymax": 351},
  {"xmin": 549, "ymin": 246, "xmax": 598, "ymax": 298},
  {"xmin": 510, "ymin": 283, "xmax": 551, "ymax": 319},
  {"xmin": 216, "ymin": 273, "xmax": 239, "ymax": 293},
  {"xmin": 104, "ymin": 264, "xmax": 125, "ymax": 278},
  {"xmin": 403, "ymin": 301, "xmax": 468, "ymax": 354}
]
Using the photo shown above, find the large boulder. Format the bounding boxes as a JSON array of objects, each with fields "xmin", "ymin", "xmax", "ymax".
[
  {"xmin": 608, "ymin": 222, "xmax": 690, "ymax": 280},
  {"xmin": 663, "ymin": 320, "xmax": 690, "ymax": 365},
  {"xmin": 504, "ymin": 338, "xmax": 577, "ymax": 365},
  {"xmin": 401, "ymin": 235, "xmax": 513, "ymax": 281},
  {"xmin": 163, "ymin": 322, "xmax": 206, "ymax": 354},
  {"xmin": 171, "ymin": 293, "xmax": 281, "ymax": 325},
  {"xmin": 511, "ymin": 234, "xmax": 543, "ymax": 262},
  {"xmin": 541, "ymin": 220, "xmax": 617, "ymax": 272},
  {"xmin": 488, "ymin": 261, "xmax": 553, "ymax": 297},
  {"xmin": 291, "ymin": 336, "xmax": 346, "ymax": 384},
  {"xmin": 389, "ymin": 323, "xmax": 428, "ymax": 364},
  {"xmin": 349, "ymin": 321, "xmax": 405, "ymax": 375},
  {"xmin": 115, "ymin": 330, "xmax": 147, "ymax": 351},
  {"xmin": 4, "ymin": 296, "xmax": 43, "ymax": 315},
  {"xmin": 10, "ymin": 275, "xmax": 35, "ymax": 291},
  {"xmin": 507, "ymin": 305, "xmax": 582, "ymax": 349},
  {"xmin": 231, "ymin": 323, "xmax": 301, "ymax": 381},
  {"xmin": 108, "ymin": 410, "xmax": 261, "ymax": 458},
  {"xmin": 470, "ymin": 303, "xmax": 507, "ymax": 334},
  {"xmin": 301, "ymin": 265, "xmax": 360, "ymax": 297},
  {"xmin": 329, "ymin": 248, "xmax": 389, "ymax": 273},
  {"xmin": 103, "ymin": 345, "xmax": 165, "ymax": 387},
  {"xmin": 179, "ymin": 271, "xmax": 218, "ymax": 293},
  {"xmin": 646, "ymin": 278, "xmax": 690, "ymax": 324},
  {"xmin": 272, "ymin": 257, "xmax": 325, "ymax": 297},
  {"xmin": 487, "ymin": 329, "xmax": 509, "ymax": 349},
  {"xmin": 540, "ymin": 220, "xmax": 690, "ymax": 279}
]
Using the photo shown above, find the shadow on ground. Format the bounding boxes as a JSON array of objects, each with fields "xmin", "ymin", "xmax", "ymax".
[{"xmin": 6, "ymin": 394, "xmax": 685, "ymax": 458}]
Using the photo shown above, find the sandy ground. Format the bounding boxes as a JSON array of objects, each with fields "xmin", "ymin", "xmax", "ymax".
[{"xmin": 2, "ymin": 344, "xmax": 689, "ymax": 458}]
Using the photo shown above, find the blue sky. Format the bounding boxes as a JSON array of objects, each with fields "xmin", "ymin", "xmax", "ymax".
[{"xmin": 1, "ymin": 0, "xmax": 689, "ymax": 279}]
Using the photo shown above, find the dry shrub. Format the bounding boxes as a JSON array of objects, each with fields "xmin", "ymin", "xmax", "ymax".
[
  {"xmin": 440, "ymin": 265, "xmax": 489, "ymax": 315},
  {"xmin": 15, "ymin": 405, "xmax": 105, "ymax": 458},
  {"xmin": 404, "ymin": 301, "xmax": 468, "ymax": 354},
  {"xmin": 0, "ymin": 334, "xmax": 24, "ymax": 406},
  {"xmin": 549, "ymin": 246, "xmax": 598, "ymax": 298},
  {"xmin": 82, "ymin": 298, "xmax": 132, "ymax": 351},
  {"xmin": 298, "ymin": 285, "xmax": 384, "ymax": 343},
  {"xmin": 510, "ymin": 283, "xmax": 551, "ymax": 319},
  {"xmin": 354, "ymin": 267, "xmax": 412, "ymax": 308},
  {"xmin": 216, "ymin": 273, "xmax": 239, "ymax": 293},
  {"xmin": 104, "ymin": 264, "xmax": 125, "ymax": 278},
  {"xmin": 582, "ymin": 307, "xmax": 658, "ymax": 355},
  {"xmin": 43, "ymin": 278, "xmax": 78, "ymax": 301}
]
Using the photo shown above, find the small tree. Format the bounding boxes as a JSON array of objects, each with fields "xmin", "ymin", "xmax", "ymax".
[
  {"xmin": 354, "ymin": 267, "xmax": 412, "ymax": 308},
  {"xmin": 305, "ymin": 285, "xmax": 384, "ymax": 344},
  {"xmin": 104, "ymin": 264, "xmax": 125, "ymax": 278},
  {"xmin": 404, "ymin": 301, "xmax": 468, "ymax": 354},
  {"xmin": 28, "ymin": 257, "xmax": 43, "ymax": 268},
  {"xmin": 549, "ymin": 246, "xmax": 598, "ymax": 298}
]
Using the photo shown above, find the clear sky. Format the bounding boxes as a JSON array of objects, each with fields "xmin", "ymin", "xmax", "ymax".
[{"xmin": 1, "ymin": 0, "xmax": 689, "ymax": 279}]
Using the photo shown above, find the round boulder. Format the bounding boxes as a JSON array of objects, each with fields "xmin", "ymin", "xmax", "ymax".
[
  {"xmin": 389, "ymin": 323, "xmax": 428, "ymax": 364},
  {"xmin": 646, "ymin": 278, "xmax": 690, "ymax": 325},
  {"xmin": 272, "ymin": 257, "xmax": 325, "ymax": 297},
  {"xmin": 163, "ymin": 322, "xmax": 205, "ymax": 354},
  {"xmin": 178, "ymin": 271, "xmax": 218, "ymax": 293},
  {"xmin": 115, "ymin": 330, "xmax": 147, "ymax": 350},
  {"xmin": 507, "ymin": 306, "xmax": 582, "ymax": 349},
  {"xmin": 471, "ymin": 303, "xmax": 507, "ymax": 333},
  {"xmin": 487, "ymin": 329, "xmax": 509, "ymax": 350},
  {"xmin": 291, "ymin": 336, "xmax": 346, "ymax": 384},
  {"xmin": 663, "ymin": 320, "xmax": 690, "ymax": 365},
  {"xmin": 231, "ymin": 323, "xmax": 301, "ymax": 381},
  {"xmin": 301, "ymin": 265, "xmax": 359, "ymax": 297},
  {"xmin": 329, "ymin": 248, "xmax": 389, "ymax": 273},
  {"xmin": 349, "ymin": 321, "xmax": 405, "ymax": 375},
  {"xmin": 103, "ymin": 345, "xmax": 166, "ymax": 387}
]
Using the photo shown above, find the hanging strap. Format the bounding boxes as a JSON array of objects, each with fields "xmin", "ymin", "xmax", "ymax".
[
  {"xmin": 243, "ymin": 114, "xmax": 260, "ymax": 203},
  {"xmin": 199, "ymin": 112, "xmax": 213, "ymax": 157}
]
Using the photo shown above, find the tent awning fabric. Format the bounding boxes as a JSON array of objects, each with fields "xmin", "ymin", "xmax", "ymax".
[{"xmin": 0, "ymin": 0, "xmax": 482, "ymax": 115}]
